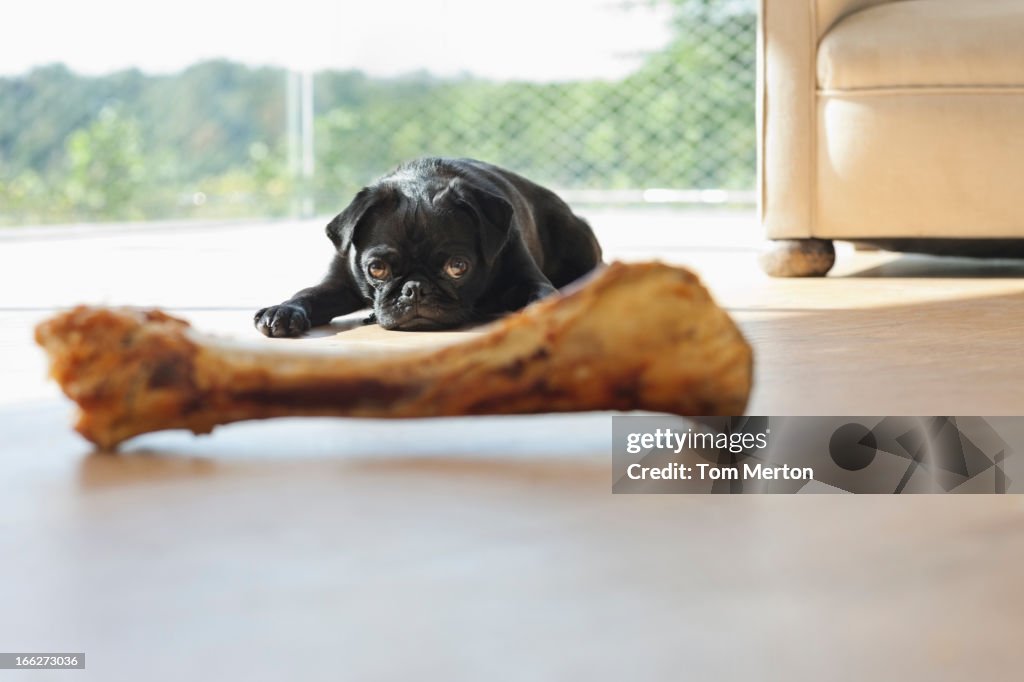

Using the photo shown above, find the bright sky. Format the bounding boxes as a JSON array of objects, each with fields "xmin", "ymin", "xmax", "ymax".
[{"xmin": 3, "ymin": 0, "xmax": 673, "ymax": 81}]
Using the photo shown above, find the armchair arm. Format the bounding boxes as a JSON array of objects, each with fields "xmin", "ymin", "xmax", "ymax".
[{"xmin": 758, "ymin": 0, "xmax": 901, "ymax": 238}]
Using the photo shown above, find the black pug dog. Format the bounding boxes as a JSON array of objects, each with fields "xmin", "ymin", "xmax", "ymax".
[{"xmin": 255, "ymin": 157, "xmax": 602, "ymax": 336}]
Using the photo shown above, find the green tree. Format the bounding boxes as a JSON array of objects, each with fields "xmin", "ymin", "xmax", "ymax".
[
  {"xmin": 1, "ymin": 1, "xmax": 757, "ymax": 225},
  {"xmin": 63, "ymin": 107, "xmax": 147, "ymax": 220}
]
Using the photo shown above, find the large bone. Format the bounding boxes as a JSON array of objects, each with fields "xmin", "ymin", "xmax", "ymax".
[{"xmin": 35, "ymin": 262, "xmax": 753, "ymax": 449}]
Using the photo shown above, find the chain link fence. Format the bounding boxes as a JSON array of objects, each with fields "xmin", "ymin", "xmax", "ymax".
[
  {"xmin": 0, "ymin": 0, "xmax": 756, "ymax": 225},
  {"xmin": 314, "ymin": 0, "xmax": 757, "ymax": 208}
]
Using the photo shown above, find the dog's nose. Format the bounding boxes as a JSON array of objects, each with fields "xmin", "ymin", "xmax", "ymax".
[{"xmin": 401, "ymin": 280, "xmax": 422, "ymax": 302}]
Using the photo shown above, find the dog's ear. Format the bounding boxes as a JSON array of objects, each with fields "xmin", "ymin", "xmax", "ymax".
[
  {"xmin": 326, "ymin": 186, "xmax": 383, "ymax": 251},
  {"xmin": 441, "ymin": 179, "xmax": 514, "ymax": 266}
]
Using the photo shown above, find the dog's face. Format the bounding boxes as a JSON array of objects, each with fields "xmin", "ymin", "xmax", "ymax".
[
  {"xmin": 326, "ymin": 178, "xmax": 512, "ymax": 330},
  {"xmin": 354, "ymin": 209, "xmax": 487, "ymax": 330}
]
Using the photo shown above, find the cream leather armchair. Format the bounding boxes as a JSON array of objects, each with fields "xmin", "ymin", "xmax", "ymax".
[{"xmin": 758, "ymin": 0, "xmax": 1024, "ymax": 276}]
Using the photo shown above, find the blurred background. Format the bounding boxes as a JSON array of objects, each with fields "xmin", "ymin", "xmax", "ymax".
[{"xmin": 0, "ymin": 0, "xmax": 755, "ymax": 226}]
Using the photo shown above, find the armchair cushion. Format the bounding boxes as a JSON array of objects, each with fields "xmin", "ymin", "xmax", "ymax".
[{"xmin": 818, "ymin": 0, "xmax": 1024, "ymax": 90}]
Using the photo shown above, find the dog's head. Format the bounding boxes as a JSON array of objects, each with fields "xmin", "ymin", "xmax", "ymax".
[{"xmin": 325, "ymin": 177, "xmax": 513, "ymax": 330}]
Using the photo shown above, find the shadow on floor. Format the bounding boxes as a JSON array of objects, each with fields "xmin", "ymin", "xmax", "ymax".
[{"xmin": 839, "ymin": 253, "xmax": 1024, "ymax": 279}]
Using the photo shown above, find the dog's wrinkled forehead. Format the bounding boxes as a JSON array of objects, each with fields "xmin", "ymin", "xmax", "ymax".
[{"xmin": 356, "ymin": 185, "xmax": 477, "ymax": 252}]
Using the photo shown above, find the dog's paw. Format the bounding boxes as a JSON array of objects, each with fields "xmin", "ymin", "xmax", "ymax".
[
  {"xmin": 525, "ymin": 282, "xmax": 557, "ymax": 305},
  {"xmin": 254, "ymin": 305, "xmax": 311, "ymax": 338}
]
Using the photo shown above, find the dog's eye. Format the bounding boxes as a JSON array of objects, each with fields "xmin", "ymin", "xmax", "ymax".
[
  {"xmin": 367, "ymin": 260, "xmax": 390, "ymax": 280},
  {"xmin": 444, "ymin": 257, "xmax": 470, "ymax": 279}
]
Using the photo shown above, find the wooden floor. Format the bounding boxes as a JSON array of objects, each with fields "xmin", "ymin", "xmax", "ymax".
[{"xmin": 3, "ymin": 211, "xmax": 1024, "ymax": 680}]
